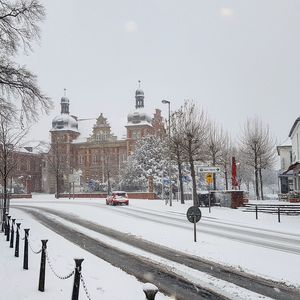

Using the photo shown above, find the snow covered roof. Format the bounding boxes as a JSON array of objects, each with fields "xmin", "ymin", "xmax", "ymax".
[
  {"xmin": 51, "ymin": 114, "xmax": 79, "ymax": 133},
  {"xmin": 127, "ymin": 109, "xmax": 152, "ymax": 127},
  {"xmin": 16, "ymin": 140, "xmax": 50, "ymax": 154},
  {"xmin": 289, "ymin": 117, "xmax": 300, "ymax": 137}
]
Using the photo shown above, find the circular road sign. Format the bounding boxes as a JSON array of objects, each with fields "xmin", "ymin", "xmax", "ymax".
[{"xmin": 186, "ymin": 206, "xmax": 202, "ymax": 223}]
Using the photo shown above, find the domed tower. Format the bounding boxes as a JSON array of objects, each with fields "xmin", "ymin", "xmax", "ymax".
[
  {"xmin": 48, "ymin": 90, "xmax": 80, "ymax": 194},
  {"xmin": 126, "ymin": 81, "xmax": 153, "ymax": 154}
]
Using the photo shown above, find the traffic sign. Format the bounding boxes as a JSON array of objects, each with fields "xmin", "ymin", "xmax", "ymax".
[
  {"xmin": 197, "ymin": 166, "xmax": 221, "ymax": 174},
  {"xmin": 186, "ymin": 206, "xmax": 202, "ymax": 223},
  {"xmin": 205, "ymin": 173, "xmax": 213, "ymax": 184}
]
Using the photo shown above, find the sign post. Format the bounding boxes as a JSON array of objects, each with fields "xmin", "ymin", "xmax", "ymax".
[
  {"xmin": 197, "ymin": 166, "xmax": 221, "ymax": 174},
  {"xmin": 186, "ymin": 206, "xmax": 202, "ymax": 242}
]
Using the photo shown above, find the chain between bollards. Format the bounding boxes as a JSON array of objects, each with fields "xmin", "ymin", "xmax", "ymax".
[
  {"xmin": 38, "ymin": 240, "xmax": 48, "ymax": 292},
  {"xmin": 15, "ymin": 223, "xmax": 21, "ymax": 257}
]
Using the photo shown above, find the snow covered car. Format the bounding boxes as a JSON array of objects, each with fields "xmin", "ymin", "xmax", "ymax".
[{"xmin": 106, "ymin": 191, "xmax": 129, "ymax": 206}]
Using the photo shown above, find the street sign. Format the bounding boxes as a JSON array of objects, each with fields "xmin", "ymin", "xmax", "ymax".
[
  {"xmin": 205, "ymin": 173, "xmax": 213, "ymax": 184},
  {"xmin": 186, "ymin": 206, "xmax": 202, "ymax": 223},
  {"xmin": 197, "ymin": 166, "xmax": 221, "ymax": 173}
]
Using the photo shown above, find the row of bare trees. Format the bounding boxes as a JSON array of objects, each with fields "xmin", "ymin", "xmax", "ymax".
[
  {"xmin": 0, "ymin": 0, "xmax": 51, "ymax": 217},
  {"xmin": 168, "ymin": 101, "xmax": 276, "ymax": 204}
]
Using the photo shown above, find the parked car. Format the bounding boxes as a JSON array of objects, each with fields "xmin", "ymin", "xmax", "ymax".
[
  {"xmin": 106, "ymin": 191, "xmax": 129, "ymax": 206},
  {"xmin": 197, "ymin": 191, "xmax": 221, "ymax": 207}
]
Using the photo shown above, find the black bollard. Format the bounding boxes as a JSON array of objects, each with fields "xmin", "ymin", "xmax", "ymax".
[
  {"xmin": 6, "ymin": 215, "xmax": 11, "ymax": 241},
  {"xmin": 38, "ymin": 240, "xmax": 48, "ymax": 292},
  {"xmin": 255, "ymin": 205, "xmax": 258, "ymax": 220},
  {"xmin": 278, "ymin": 207, "xmax": 281, "ymax": 223},
  {"xmin": 3, "ymin": 213, "xmax": 8, "ymax": 235},
  {"xmin": 10, "ymin": 218, "xmax": 15, "ymax": 248},
  {"xmin": 71, "ymin": 258, "xmax": 84, "ymax": 300},
  {"xmin": 23, "ymin": 229, "xmax": 30, "ymax": 270},
  {"xmin": 143, "ymin": 283, "xmax": 159, "ymax": 300},
  {"xmin": 15, "ymin": 223, "xmax": 21, "ymax": 257}
]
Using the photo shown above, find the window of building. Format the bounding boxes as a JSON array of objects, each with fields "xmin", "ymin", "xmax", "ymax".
[
  {"xmin": 79, "ymin": 155, "xmax": 84, "ymax": 164},
  {"xmin": 27, "ymin": 160, "xmax": 30, "ymax": 171}
]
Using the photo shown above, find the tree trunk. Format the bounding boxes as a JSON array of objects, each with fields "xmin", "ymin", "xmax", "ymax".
[
  {"xmin": 55, "ymin": 171, "xmax": 59, "ymax": 199},
  {"xmin": 212, "ymin": 155, "xmax": 217, "ymax": 190},
  {"xmin": 224, "ymin": 170, "xmax": 228, "ymax": 190},
  {"xmin": 177, "ymin": 160, "xmax": 184, "ymax": 204},
  {"xmin": 259, "ymin": 167, "xmax": 264, "ymax": 200},
  {"xmin": 3, "ymin": 175, "xmax": 8, "ymax": 217},
  {"xmin": 188, "ymin": 148, "xmax": 198, "ymax": 206},
  {"xmin": 254, "ymin": 151, "xmax": 260, "ymax": 200}
]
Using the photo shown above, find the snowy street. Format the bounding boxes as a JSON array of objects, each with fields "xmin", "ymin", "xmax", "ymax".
[{"xmin": 1, "ymin": 194, "xmax": 299, "ymax": 299}]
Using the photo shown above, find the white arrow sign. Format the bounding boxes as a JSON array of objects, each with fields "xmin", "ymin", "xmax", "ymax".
[{"xmin": 197, "ymin": 166, "xmax": 221, "ymax": 173}]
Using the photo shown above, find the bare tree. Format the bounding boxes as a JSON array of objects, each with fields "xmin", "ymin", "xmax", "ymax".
[
  {"xmin": 258, "ymin": 134, "xmax": 276, "ymax": 200},
  {"xmin": 206, "ymin": 122, "xmax": 227, "ymax": 190},
  {"xmin": 175, "ymin": 101, "xmax": 208, "ymax": 205},
  {"xmin": 235, "ymin": 148, "xmax": 254, "ymax": 191},
  {"xmin": 0, "ymin": 0, "xmax": 52, "ymax": 122},
  {"xmin": 170, "ymin": 111, "xmax": 186, "ymax": 203},
  {"xmin": 0, "ymin": 113, "xmax": 28, "ymax": 220},
  {"xmin": 219, "ymin": 134, "xmax": 233, "ymax": 190},
  {"xmin": 240, "ymin": 118, "xmax": 275, "ymax": 199}
]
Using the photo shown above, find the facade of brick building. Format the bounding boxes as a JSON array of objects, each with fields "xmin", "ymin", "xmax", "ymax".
[
  {"xmin": 46, "ymin": 85, "xmax": 165, "ymax": 194},
  {"xmin": 0, "ymin": 145, "xmax": 44, "ymax": 194}
]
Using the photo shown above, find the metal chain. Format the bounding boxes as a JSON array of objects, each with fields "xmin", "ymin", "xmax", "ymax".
[
  {"xmin": 45, "ymin": 250, "xmax": 75, "ymax": 280},
  {"xmin": 80, "ymin": 273, "xmax": 92, "ymax": 300},
  {"xmin": 28, "ymin": 238, "xmax": 42, "ymax": 254}
]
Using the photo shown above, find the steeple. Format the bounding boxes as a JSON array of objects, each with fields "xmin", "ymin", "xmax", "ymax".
[
  {"xmin": 135, "ymin": 80, "xmax": 144, "ymax": 109},
  {"xmin": 61, "ymin": 88, "xmax": 70, "ymax": 114}
]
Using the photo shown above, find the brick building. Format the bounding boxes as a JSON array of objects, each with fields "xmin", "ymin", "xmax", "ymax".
[{"xmin": 46, "ymin": 84, "xmax": 165, "ymax": 194}]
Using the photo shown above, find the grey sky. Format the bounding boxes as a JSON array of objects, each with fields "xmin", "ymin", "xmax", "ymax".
[{"xmin": 22, "ymin": 0, "xmax": 300, "ymax": 144}]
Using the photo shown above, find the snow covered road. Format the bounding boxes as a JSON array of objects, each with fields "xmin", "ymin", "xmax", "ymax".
[{"xmin": 9, "ymin": 195, "xmax": 300, "ymax": 299}]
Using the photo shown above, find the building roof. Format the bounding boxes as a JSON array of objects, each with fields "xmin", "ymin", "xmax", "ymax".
[{"xmin": 289, "ymin": 117, "xmax": 300, "ymax": 137}]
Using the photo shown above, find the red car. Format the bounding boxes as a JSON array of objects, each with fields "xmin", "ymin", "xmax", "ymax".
[{"xmin": 106, "ymin": 191, "xmax": 129, "ymax": 206}]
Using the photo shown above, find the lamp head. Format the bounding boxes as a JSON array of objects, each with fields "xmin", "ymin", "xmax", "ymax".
[{"xmin": 162, "ymin": 100, "xmax": 170, "ymax": 104}]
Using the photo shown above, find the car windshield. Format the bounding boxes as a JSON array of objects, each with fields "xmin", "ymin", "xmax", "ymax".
[{"xmin": 115, "ymin": 192, "xmax": 126, "ymax": 197}]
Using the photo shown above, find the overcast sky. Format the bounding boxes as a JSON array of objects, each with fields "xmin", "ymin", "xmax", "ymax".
[{"xmin": 21, "ymin": 0, "xmax": 300, "ymax": 145}]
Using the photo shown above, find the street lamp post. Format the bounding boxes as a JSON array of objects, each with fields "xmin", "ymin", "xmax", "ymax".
[{"xmin": 162, "ymin": 100, "xmax": 172, "ymax": 207}]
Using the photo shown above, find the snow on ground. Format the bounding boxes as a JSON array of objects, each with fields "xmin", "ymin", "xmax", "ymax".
[
  {"xmin": 2, "ymin": 194, "xmax": 300, "ymax": 299},
  {"xmin": 0, "ymin": 208, "xmax": 170, "ymax": 300}
]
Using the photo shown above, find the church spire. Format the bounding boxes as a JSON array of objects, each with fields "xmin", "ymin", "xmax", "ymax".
[
  {"xmin": 135, "ymin": 80, "xmax": 144, "ymax": 109},
  {"xmin": 61, "ymin": 88, "xmax": 70, "ymax": 114}
]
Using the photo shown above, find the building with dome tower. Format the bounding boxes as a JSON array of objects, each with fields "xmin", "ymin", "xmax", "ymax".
[
  {"xmin": 126, "ymin": 81, "xmax": 164, "ymax": 154},
  {"xmin": 45, "ymin": 83, "xmax": 165, "ymax": 194}
]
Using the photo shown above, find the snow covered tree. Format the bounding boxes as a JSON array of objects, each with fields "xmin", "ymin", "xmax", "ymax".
[
  {"xmin": 206, "ymin": 122, "xmax": 227, "ymax": 190},
  {"xmin": 219, "ymin": 134, "xmax": 234, "ymax": 190},
  {"xmin": 240, "ymin": 118, "xmax": 276, "ymax": 199},
  {"xmin": 120, "ymin": 135, "xmax": 169, "ymax": 193},
  {"xmin": 170, "ymin": 110, "xmax": 187, "ymax": 203},
  {"xmin": 173, "ymin": 101, "xmax": 208, "ymax": 205},
  {"xmin": 120, "ymin": 156, "xmax": 147, "ymax": 191},
  {"xmin": 0, "ymin": 113, "xmax": 28, "ymax": 220},
  {"xmin": 0, "ymin": 0, "xmax": 52, "ymax": 122}
]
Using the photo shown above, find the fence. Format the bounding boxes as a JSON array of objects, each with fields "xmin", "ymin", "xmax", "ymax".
[
  {"xmin": 1, "ymin": 213, "xmax": 158, "ymax": 300},
  {"xmin": 243, "ymin": 204, "xmax": 300, "ymax": 222}
]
